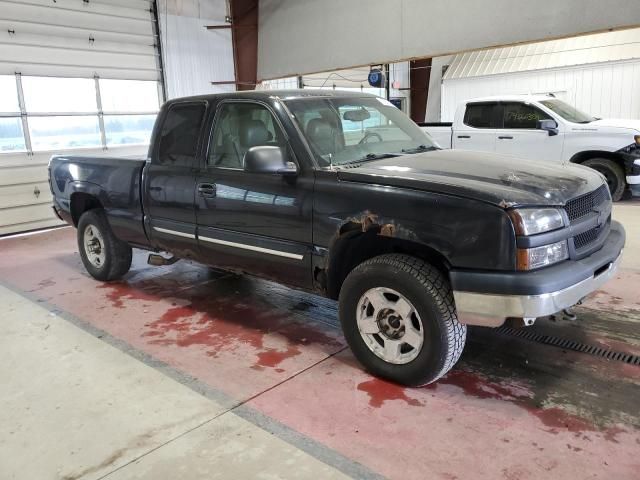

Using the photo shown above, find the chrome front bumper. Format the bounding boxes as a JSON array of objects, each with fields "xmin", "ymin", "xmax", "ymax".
[{"xmin": 453, "ymin": 251, "xmax": 623, "ymax": 327}]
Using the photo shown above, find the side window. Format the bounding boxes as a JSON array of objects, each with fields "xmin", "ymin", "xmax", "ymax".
[
  {"xmin": 503, "ymin": 102, "xmax": 551, "ymax": 129},
  {"xmin": 463, "ymin": 103, "xmax": 497, "ymax": 128},
  {"xmin": 157, "ymin": 103, "xmax": 206, "ymax": 166},
  {"xmin": 208, "ymin": 102, "xmax": 286, "ymax": 169}
]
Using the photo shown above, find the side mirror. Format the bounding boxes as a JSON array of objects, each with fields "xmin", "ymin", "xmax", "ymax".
[
  {"xmin": 537, "ymin": 119, "xmax": 559, "ymax": 136},
  {"xmin": 244, "ymin": 146, "xmax": 297, "ymax": 175}
]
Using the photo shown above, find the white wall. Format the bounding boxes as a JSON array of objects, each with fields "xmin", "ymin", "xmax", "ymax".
[
  {"xmin": 158, "ymin": 0, "xmax": 235, "ymax": 99},
  {"xmin": 440, "ymin": 59, "xmax": 640, "ymax": 121},
  {"xmin": 258, "ymin": 0, "xmax": 640, "ymax": 80}
]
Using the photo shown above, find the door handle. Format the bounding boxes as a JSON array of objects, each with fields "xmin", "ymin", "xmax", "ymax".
[
  {"xmin": 457, "ymin": 135, "xmax": 471, "ymax": 139},
  {"xmin": 498, "ymin": 136, "xmax": 514, "ymax": 140},
  {"xmin": 198, "ymin": 183, "xmax": 216, "ymax": 198}
]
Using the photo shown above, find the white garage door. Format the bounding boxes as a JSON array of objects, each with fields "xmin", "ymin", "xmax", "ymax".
[{"xmin": 0, "ymin": 0, "xmax": 163, "ymax": 235}]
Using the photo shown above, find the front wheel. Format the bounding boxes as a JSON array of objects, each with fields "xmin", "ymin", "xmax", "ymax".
[
  {"xmin": 77, "ymin": 209, "xmax": 132, "ymax": 281},
  {"xmin": 583, "ymin": 158, "xmax": 626, "ymax": 201},
  {"xmin": 339, "ymin": 254, "xmax": 466, "ymax": 386}
]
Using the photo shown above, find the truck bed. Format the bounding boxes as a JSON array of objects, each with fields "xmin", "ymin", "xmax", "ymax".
[
  {"xmin": 49, "ymin": 154, "xmax": 150, "ymax": 247},
  {"xmin": 417, "ymin": 123, "xmax": 453, "ymax": 149}
]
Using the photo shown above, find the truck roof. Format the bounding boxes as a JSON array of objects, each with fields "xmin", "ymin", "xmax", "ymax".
[
  {"xmin": 164, "ymin": 89, "xmax": 377, "ymax": 105},
  {"xmin": 463, "ymin": 94, "xmax": 558, "ymax": 103}
]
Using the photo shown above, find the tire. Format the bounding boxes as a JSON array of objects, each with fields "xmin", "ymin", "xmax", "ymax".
[
  {"xmin": 582, "ymin": 158, "xmax": 626, "ymax": 201},
  {"xmin": 338, "ymin": 254, "xmax": 466, "ymax": 386},
  {"xmin": 77, "ymin": 209, "xmax": 132, "ymax": 281}
]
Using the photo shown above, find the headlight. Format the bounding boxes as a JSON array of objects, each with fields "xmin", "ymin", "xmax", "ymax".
[
  {"xmin": 517, "ymin": 241, "xmax": 569, "ymax": 270},
  {"xmin": 509, "ymin": 208, "xmax": 564, "ymax": 235}
]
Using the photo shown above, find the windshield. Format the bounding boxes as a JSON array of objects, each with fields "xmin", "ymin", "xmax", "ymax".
[
  {"xmin": 539, "ymin": 99, "xmax": 596, "ymax": 124},
  {"xmin": 284, "ymin": 96, "xmax": 437, "ymax": 167}
]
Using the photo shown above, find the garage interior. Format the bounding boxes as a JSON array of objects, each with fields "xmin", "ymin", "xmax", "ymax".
[{"xmin": 1, "ymin": 1, "xmax": 640, "ymax": 479}]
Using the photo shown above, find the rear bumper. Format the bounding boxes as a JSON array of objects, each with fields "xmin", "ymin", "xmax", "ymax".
[{"xmin": 451, "ymin": 221, "xmax": 625, "ymax": 327}]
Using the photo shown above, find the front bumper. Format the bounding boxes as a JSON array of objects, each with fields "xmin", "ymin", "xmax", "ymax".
[{"xmin": 451, "ymin": 221, "xmax": 625, "ymax": 327}]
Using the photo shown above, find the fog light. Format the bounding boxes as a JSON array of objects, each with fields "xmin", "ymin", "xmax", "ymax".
[{"xmin": 517, "ymin": 241, "xmax": 569, "ymax": 270}]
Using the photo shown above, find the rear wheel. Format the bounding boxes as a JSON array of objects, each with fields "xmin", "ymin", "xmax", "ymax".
[
  {"xmin": 338, "ymin": 254, "xmax": 466, "ymax": 386},
  {"xmin": 583, "ymin": 158, "xmax": 625, "ymax": 201},
  {"xmin": 77, "ymin": 209, "xmax": 132, "ymax": 281}
]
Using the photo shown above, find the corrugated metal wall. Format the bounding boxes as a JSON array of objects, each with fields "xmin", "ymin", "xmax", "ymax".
[
  {"xmin": 441, "ymin": 60, "xmax": 640, "ymax": 121},
  {"xmin": 157, "ymin": 0, "xmax": 235, "ymax": 98},
  {"xmin": 443, "ymin": 28, "xmax": 640, "ymax": 80},
  {"xmin": 439, "ymin": 28, "xmax": 640, "ymax": 121}
]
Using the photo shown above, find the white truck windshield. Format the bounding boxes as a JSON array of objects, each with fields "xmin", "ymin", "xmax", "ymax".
[{"xmin": 540, "ymin": 99, "xmax": 597, "ymax": 124}]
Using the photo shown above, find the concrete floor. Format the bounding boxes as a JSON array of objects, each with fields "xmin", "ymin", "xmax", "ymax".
[{"xmin": 0, "ymin": 202, "xmax": 639, "ymax": 480}]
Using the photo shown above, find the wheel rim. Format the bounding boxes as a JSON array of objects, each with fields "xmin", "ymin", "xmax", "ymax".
[
  {"xmin": 83, "ymin": 224, "xmax": 106, "ymax": 268},
  {"xmin": 356, "ymin": 287, "xmax": 424, "ymax": 364}
]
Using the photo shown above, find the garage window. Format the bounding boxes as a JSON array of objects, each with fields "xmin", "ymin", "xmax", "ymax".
[
  {"xmin": 100, "ymin": 79, "xmax": 159, "ymax": 147},
  {"xmin": 0, "ymin": 75, "xmax": 26, "ymax": 153},
  {"xmin": 0, "ymin": 74, "xmax": 160, "ymax": 154}
]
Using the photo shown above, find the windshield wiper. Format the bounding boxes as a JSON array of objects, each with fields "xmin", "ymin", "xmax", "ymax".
[
  {"xmin": 340, "ymin": 153, "xmax": 400, "ymax": 166},
  {"xmin": 401, "ymin": 144, "xmax": 436, "ymax": 153}
]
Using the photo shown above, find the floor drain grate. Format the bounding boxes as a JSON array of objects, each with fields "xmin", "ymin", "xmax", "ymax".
[{"xmin": 494, "ymin": 326, "xmax": 640, "ymax": 366}]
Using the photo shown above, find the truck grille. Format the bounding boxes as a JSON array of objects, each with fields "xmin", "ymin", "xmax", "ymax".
[
  {"xmin": 564, "ymin": 185, "xmax": 611, "ymax": 254},
  {"xmin": 573, "ymin": 217, "xmax": 611, "ymax": 250},
  {"xmin": 565, "ymin": 185, "xmax": 609, "ymax": 222}
]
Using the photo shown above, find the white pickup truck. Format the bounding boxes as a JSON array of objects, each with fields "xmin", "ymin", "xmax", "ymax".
[{"xmin": 420, "ymin": 95, "xmax": 640, "ymax": 200}]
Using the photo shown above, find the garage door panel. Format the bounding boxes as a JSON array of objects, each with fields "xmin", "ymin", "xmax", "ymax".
[
  {"xmin": 0, "ymin": 182, "xmax": 53, "ymax": 210},
  {"xmin": 0, "ymin": 164, "xmax": 48, "ymax": 187},
  {"xmin": 0, "ymin": 62, "xmax": 159, "ymax": 81},
  {"xmin": 0, "ymin": 20, "xmax": 154, "ymax": 46},
  {"xmin": 0, "ymin": 32, "xmax": 157, "ymax": 56},
  {"xmin": 1, "ymin": 1, "xmax": 154, "ymax": 36},
  {"xmin": 14, "ymin": 0, "xmax": 154, "ymax": 20},
  {"xmin": 0, "ymin": 44, "xmax": 158, "ymax": 73},
  {"xmin": 0, "ymin": 203, "xmax": 63, "ymax": 236}
]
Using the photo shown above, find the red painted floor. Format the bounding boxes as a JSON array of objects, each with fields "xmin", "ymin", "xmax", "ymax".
[{"xmin": 1, "ymin": 227, "xmax": 638, "ymax": 479}]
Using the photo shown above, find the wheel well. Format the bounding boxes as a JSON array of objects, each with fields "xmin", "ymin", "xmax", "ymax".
[
  {"xmin": 570, "ymin": 151, "xmax": 624, "ymax": 169},
  {"xmin": 70, "ymin": 193, "xmax": 103, "ymax": 226},
  {"xmin": 325, "ymin": 230, "xmax": 450, "ymax": 300}
]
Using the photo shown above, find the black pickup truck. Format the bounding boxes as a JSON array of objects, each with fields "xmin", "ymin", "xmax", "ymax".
[{"xmin": 49, "ymin": 90, "xmax": 625, "ymax": 386}]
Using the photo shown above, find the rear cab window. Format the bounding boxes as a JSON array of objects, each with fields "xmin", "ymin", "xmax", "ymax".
[
  {"xmin": 463, "ymin": 102, "xmax": 500, "ymax": 128},
  {"xmin": 157, "ymin": 102, "xmax": 207, "ymax": 167}
]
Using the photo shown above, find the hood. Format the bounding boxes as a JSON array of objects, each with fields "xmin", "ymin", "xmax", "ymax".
[
  {"xmin": 336, "ymin": 149, "xmax": 605, "ymax": 207},
  {"xmin": 583, "ymin": 118, "xmax": 640, "ymax": 133}
]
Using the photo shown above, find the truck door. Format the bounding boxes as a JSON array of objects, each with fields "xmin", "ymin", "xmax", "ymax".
[
  {"xmin": 143, "ymin": 101, "xmax": 207, "ymax": 257},
  {"xmin": 194, "ymin": 100, "xmax": 313, "ymax": 289},
  {"xmin": 453, "ymin": 102, "xmax": 500, "ymax": 153},
  {"xmin": 494, "ymin": 102, "xmax": 564, "ymax": 161}
]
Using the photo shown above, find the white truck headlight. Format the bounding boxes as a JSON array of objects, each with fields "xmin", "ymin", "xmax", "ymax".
[
  {"xmin": 509, "ymin": 208, "xmax": 564, "ymax": 235},
  {"xmin": 517, "ymin": 241, "xmax": 569, "ymax": 270}
]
